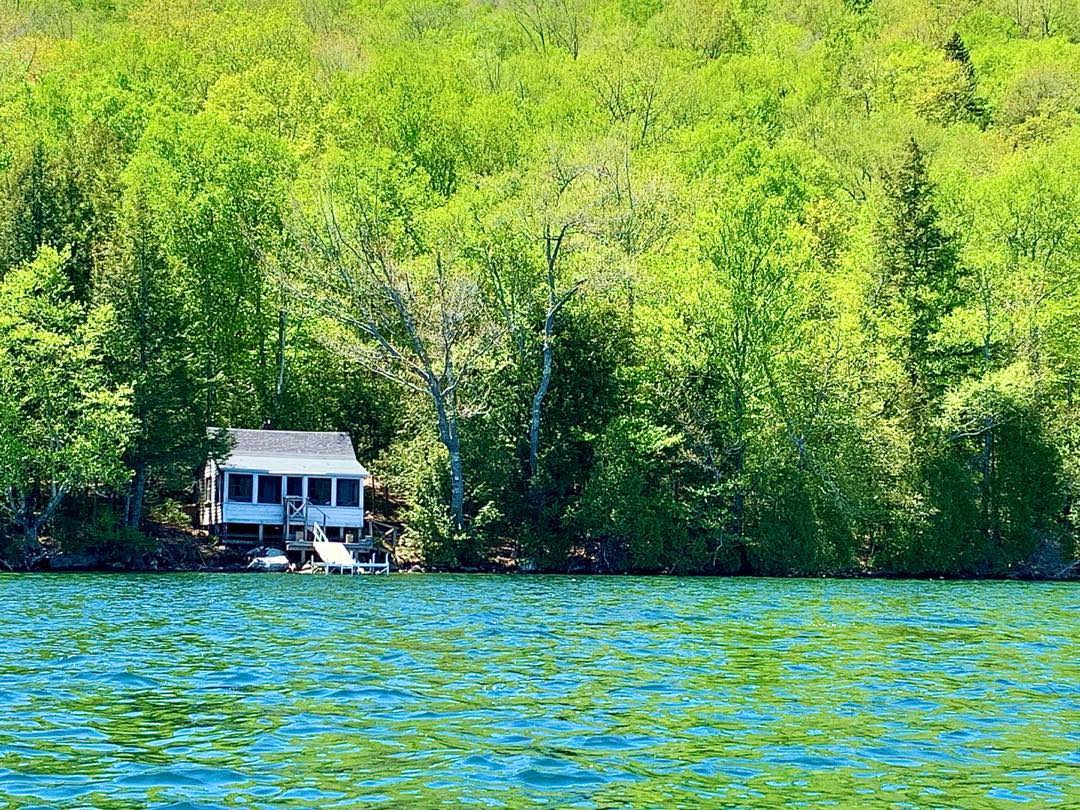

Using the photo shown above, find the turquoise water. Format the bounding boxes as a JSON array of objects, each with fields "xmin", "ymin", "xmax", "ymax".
[{"xmin": 0, "ymin": 574, "xmax": 1077, "ymax": 808}]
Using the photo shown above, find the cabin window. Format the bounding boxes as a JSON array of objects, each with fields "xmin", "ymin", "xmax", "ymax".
[
  {"xmin": 227, "ymin": 473, "xmax": 253, "ymax": 503},
  {"xmin": 203, "ymin": 477, "xmax": 211, "ymax": 503},
  {"xmin": 286, "ymin": 476, "xmax": 303, "ymax": 498},
  {"xmin": 337, "ymin": 478, "xmax": 360, "ymax": 508},
  {"xmin": 257, "ymin": 475, "xmax": 282, "ymax": 504},
  {"xmin": 308, "ymin": 477, "xmax": 331, "ymax": 506}
]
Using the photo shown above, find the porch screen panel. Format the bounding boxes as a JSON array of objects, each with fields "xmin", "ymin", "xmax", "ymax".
[
  {"xmin": 337, "ymin": 478, "xmax": 360, "ymax": 507},
  {"xmin": 227, "ymin": 473, "xmax": 253, "ymax": 502},
  {"xmin": 308, "ymin": 477, "xmax": 331, "ymax": 506},
  {"xmin": 257, "ymin": 475, "xmax": 282, "ymax": 504}
]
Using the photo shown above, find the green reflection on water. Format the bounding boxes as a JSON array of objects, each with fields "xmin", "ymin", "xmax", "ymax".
[{"xmin": 0, "ymin": 574, "xmax": 1077, "ymax": 807}]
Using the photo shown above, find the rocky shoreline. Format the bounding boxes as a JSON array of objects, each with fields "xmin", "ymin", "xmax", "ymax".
[
  {"xmin": 11, "ymin": 524, "xmax": 1077, "ymax": 580},
  {"xmin": 27, "ymin": 524, "xmax": 496, "ymax": 575}
]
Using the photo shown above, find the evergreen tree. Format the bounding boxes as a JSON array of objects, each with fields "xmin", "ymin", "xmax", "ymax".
[
  {"xmin": 876, "ymin": 138, "xmax": 966, "ymax": 417},
  {"xmin": 944, "ymin": 33, "xmax": 988, "ymax": 126},
  {"xmin": 0, "ymin": 143, "xmax": 65, "ymax": 277},
  {"xmin": 0, "ymin": 139, "xmax": 118, "ymax": 300},
  {"xmin": 944, "ymin": 33, "xmax": 970, "ymax": 73}
]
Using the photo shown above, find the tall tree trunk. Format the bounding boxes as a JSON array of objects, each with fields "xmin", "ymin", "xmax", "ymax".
[
  {"xmin": 433, "ymin": 391, "xmax": 465, "ymax": 532},
  {"xmin": 1064, "ymin": 379, "xmax": 1075, "ymax": 526},
  {"xmin": 525, "ymin": 222, "xmax": 580, "ymax": 489},
  {"xmin": 16, "ymin": 486, "xmax": 66, "ymax": 568},
  {"xmin": 980, "ymin": 297, "xmax": 994, "ymax": 545},
  {"xmin": 981, "ymin": 424, "xmax": 993, "ymax": 535},
  {"xmin": 730, "ymin": 346, "xmax": 751, "ymax": 574},
  {"xmin": 448, "ymin": 439, "xmax": 465, "ymax": 533},
  {"xmin": 528, "ymin": 320, "xmax": 555, "ymax": 484},
  {"xmin": 274, "ymin": 305, "xmax": 287, "ymax": 421},
  {"xmin": 127, "ymin": 463, "xmax": 148, "ymax": 530},
  {"xmin": 19, "ymin": 491, "xmax": 39, "ymax": 564},
  {"xmin": 22, "ymin": 518, "xmax": 40, "ymax": 568},
  {"xmin": 731, "ymin": 440, "xmax": 751, "ymax": 574}
]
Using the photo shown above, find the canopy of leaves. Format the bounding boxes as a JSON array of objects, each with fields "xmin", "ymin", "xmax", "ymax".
[{"xmin": 0, "ymin": 0, "xmax": 1077, "ymax": 575}]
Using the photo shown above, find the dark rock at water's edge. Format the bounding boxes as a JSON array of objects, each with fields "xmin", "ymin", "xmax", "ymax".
[
  {"xmin": 48, "ymin": 552, "xmax": 100, "ymax": 571},
  {"xmin": 5, "ymin": 524, "xmax": 249, "ymax": 574}
]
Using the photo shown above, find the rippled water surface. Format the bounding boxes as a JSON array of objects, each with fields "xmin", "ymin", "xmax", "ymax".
[{"xmin": 0, "ymin": 574, "xmax": 1077, "ymax": 808}]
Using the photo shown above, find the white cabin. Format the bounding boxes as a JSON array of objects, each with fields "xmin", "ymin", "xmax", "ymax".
[{"xmin": 201, "ymin": 428, "xmax": 370, "ymax": 547}]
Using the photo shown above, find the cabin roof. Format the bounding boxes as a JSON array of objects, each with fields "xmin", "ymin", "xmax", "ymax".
[{"xmin": 209, "ymin": 428, "xmax": 369, "ymax": 477}]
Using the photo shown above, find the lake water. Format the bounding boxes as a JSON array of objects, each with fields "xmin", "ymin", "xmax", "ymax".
[{"xmin": 0, "ymin": 574, "xmax": 1077, "ymax": 807}]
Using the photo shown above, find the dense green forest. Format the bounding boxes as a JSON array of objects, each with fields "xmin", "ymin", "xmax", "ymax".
[{"xmin": 0, "ymin": 0, "xmax": 1077, "ymax": 575}]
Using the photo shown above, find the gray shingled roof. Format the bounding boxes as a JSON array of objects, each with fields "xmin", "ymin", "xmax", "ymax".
[
  {"xmin": 214, "ymin": 428, "xmax": 358, "ymax": 458},
  {"xmin": 208, "ymin": 428, "xmax": 368, "ymax": 476}
]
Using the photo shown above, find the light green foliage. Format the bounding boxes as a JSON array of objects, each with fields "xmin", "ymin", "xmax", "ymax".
[
  {"xmin": 0, "ymin": 247, "xmax": 134, "ymax": 556},
  {"xmin": 0, "ymin": 0, "xmax": 1077, "ymax": 574}
]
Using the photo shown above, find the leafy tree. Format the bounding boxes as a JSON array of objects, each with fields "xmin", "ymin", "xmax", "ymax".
[
  {"xmin": 0, "ymin": 137, "xmax": 120, "ymax": 300},
  {"xmin": 0, "ymin": 247, "xmax": 134, "ymax": 561},
  {"xmin": 128, "ymin": 112, "xmax": 294, "ymax": 427},
  {"xmin": 576, "ymin": 416, "xmax": 691, "ymax": 572},
  {"xmin": 296, "ymin": 149, "xmax": 499, "ymax": 539},
  {"xmin": 672, "ymin": 158, "xmax": 809, "ymax": 572},
  {"xmin": 95, "ymin": 195, "xmax": 215, "ymax": 529}
]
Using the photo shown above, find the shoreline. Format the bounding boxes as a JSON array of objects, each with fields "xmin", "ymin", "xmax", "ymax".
[
  {"xmin": 9, "ymin": 526, "xmax": 1076, "ymax": 581},
  {"xmin": 13, "ymin": 563, "xmax": 1079, "ymax": 582}
]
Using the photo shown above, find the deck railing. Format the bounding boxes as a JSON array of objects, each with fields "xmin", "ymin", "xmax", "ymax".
[
  {"xmin": 369, "ymin": 519, "xmax": 400, "ymax": 554},
  {"xmin": 282, "ymin": 496, "xmax": 331, "ymax": 539}
]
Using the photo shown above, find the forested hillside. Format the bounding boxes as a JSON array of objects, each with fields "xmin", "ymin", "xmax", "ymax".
[{"xmin": 0, "ymin": 0, "xmax": 1078, "ymax": 575}]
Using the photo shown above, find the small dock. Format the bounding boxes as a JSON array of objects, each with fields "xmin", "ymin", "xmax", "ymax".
[
  {"xmin": 287, "ymin": 539, "xmax": 391, "ymax": 574},
  {"xmin": 287, "ymin": 519, "xmax": 399, "ymax": 574}
]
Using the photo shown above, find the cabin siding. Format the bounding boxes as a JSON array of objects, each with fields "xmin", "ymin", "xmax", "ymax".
[
  {"xmin": 208, "ymin": 467, "xmax": 366, "ymax": 533},
  {"xmin": 221, "ymin": 501, "xmax": 365, "ymax": 527},
  {"xmin": 200, "ymin": 459, "xmax": 223, "ymax": 528}
]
